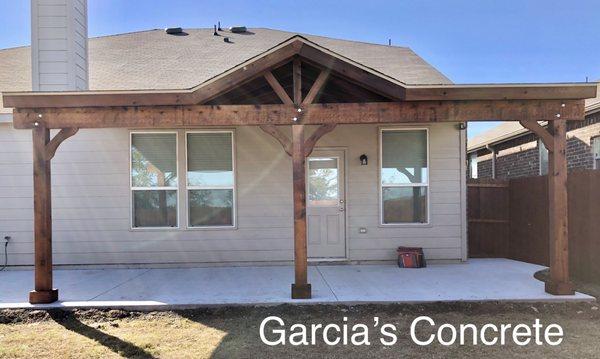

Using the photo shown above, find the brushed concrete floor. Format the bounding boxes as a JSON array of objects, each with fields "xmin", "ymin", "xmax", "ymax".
[{"xmin": 0, "ymin": 259, "xmax": 593, "ymax": 309}]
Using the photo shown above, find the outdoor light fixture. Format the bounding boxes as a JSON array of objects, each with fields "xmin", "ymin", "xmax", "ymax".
[{"xmin": 360, "ymin": 154, "xmax": 368, "ymax": 165}]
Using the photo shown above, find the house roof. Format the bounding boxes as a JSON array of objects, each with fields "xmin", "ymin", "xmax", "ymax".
[
  {"xmin": 0, "ymin": 28, "xmax": 451, "ymax": 114},
  {"xmin": 467, "ymin": 82, "xmax": 600, "ymax": 152}
]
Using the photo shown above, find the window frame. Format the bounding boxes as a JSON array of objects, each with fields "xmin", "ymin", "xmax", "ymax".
[
  {"xmin": 129, "ymin": 131, "xmax": 180, "ymax": 230},
  {"xmin": 539, "ymin": 139, "xmax": 549, "ymax": 175},
  {"xmin": 185, "ymin": 130, "xmax": 237, "ymax": 229},
  {"xmin": 592, "ymin": 136, "xmax": 600, "ymax": 170},
  {"xmin": 469, "ymin": 152, "xmax": 478, "ymax": 179},
  {"xmin": 378, "ymin": 127, "xmax": 430, "ymax": 226},
  {"xmin": 306, "ymin": 156, "xmax": 341, "ymax": 208}
]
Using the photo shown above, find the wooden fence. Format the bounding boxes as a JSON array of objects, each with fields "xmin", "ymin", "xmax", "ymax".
[{"xmin": 467, "ymin": 170, "xmax": 600, "ymax": 283}]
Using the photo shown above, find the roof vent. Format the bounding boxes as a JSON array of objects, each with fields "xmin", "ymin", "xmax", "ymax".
[
  {"xmin": 229, "ymin": 26, "xmax": 247, "ymax": 33},
  {"xmin": 165, "ymin": 27, "xmax": 184, "ymax": 35}
]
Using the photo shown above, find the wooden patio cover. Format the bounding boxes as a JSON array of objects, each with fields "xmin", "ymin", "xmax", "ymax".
[{"xmin": 3, "ymin": 36, "xmax": 597, "ymax": 303}]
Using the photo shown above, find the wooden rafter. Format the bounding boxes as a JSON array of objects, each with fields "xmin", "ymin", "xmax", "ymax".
[
  {"xmin": 293, "ymin": 58, "xmax": 302, "ymax": 105},
  {"xmin": 44, "ymin": 127, "xmax": 79, "ymax": 160},
  {"xmin": 302, "ymin": 70, "xmax": 330, "ymax": 105},
  {"xmin": 259, "ymin": 125, "xmax": 292, "ymax": 156},
  {"xmin": 304, "ymin": 124, "xmax": 337, "ymax": 157},
  {"xmin": 519, "ymin": 119, "xmax": 555, "ymax": 152},
  {"xmin": 264, "ymin": 72, "xmax": 293, "ymax": 105}
]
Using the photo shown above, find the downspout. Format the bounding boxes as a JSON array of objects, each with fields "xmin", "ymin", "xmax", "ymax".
[{"xmin": 486, "ymin": 144, "xmax": 496, "ymax": 179}]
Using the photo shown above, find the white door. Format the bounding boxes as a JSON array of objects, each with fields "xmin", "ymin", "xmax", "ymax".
[{"xmin": 306, "ymin": 149, "xmax": 346, "ymax": 258}]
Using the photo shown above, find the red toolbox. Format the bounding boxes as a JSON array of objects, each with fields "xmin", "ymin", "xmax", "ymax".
[{"xmin": 397, "ymin": 247, "xmax": 426, "ymax": 268}]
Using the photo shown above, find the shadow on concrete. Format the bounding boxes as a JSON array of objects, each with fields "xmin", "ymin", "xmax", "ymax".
[{"xmin": 48, "ymin": 310, "xmax": 156, "ymax": 359}]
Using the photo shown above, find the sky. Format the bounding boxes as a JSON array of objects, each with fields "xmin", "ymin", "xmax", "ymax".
[{"xmin": 1, "ymin": 0, "xmax": 599, "ymax": 138}]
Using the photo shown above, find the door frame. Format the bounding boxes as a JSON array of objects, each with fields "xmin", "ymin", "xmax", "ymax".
[{"xmin": 306, "ymin": 146, "xmax": 349, "ymax": 260}]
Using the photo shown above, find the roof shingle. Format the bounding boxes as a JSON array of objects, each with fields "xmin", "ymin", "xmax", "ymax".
[{"xmin": 0, "ymin": 28, "xmax": 451, "ymax": 113}]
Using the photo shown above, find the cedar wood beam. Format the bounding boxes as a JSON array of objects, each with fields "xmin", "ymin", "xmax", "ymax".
[
  {"xmin": 259, "ymin": 125, "xmax": 292, "ymax": 156},
  {"xmin": 293, "ymin": 58, "xmax": 302, "ymax": 105},
  {"xmin": 302, "ymin": 70, "xmax": 330, "ymax": 105},
  {"xmin": 264, "ymin": 72, "xmax": 294, "ymax": 105},
  {"xmin": 518, "ymin": 118, "xmax": 574, "ymax": 295},
  {"xmin": 44, "ymin": 127, "xmax": 79, "ymax": 160},
  {"xmin": 29, "ymin": 126, "xmax": 58, "ymax": 304},
  {"xmin": 13, "ymin": 100, "xmax": 584, "ymax": 129},
  {"xmin": 519, "ymin": 119, "xmax": 555, "ymax": 152},
  {"xmin": 290, "ymin": 124, "xmax": 310, "ymax": 299},
  {"xmin": 304, "ymin": 124, "xmax": 337, "ymax": 157}
]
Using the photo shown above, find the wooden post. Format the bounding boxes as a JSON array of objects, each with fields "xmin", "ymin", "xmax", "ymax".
[
  {"xmin": 291, "ymin": 124, "xmax": 311, "ymax": 298},
  {"xmin": 30, "ymin": 126, "xmax": 58, "ymax": 303},
  {"xmin": 545, "ymin": 119, "xmax": 574, "ymax": 295}
]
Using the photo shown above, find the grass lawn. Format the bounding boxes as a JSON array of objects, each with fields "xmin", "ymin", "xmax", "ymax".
[{"xmin": 1, "ymin": 300, "xmax": 599, "ymax": 358}]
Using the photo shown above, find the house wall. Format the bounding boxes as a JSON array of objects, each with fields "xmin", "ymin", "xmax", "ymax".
[
  {"xmin": 0, "ymin": 122, "xmax": 465, "ymax": 267},
  {"xmin": 472, "ymin": 114, "xmax": 600, "ymax": 179}
]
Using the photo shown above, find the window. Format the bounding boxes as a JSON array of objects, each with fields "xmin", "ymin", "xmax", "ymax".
[
  {"xmin": 130, "ymin": 132, "xmax": 178, "ymax": 228},
  {"xmin": 469, "ymin": 153, "xmax": 478, "ymax": 179},
  {"xmin": 592, "ymin": 136, "xmax": 600, "ymax": 170},
  {"xmin": 380, "ymin": 128, "xmax": 429, "ymax": 224},
  {"xmin": 186, "ymin": 131, "xmax": 235, "ymax": 227},
  {"xmin": 307, "ymin": 157, "xmax": 339, "ymax": 206},
  {"xmin": 539, "ymin": 140, "xmax": 549, "ymax": 175}
]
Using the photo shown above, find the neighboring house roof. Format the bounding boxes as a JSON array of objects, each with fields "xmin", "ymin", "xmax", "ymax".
[
  {"xmin": 0, "ymin": 28, "xmax": 451, "ymax": 114},
  {"xmin": 468, "ymin": 82, "xmax": 600, "ymax": 152}
]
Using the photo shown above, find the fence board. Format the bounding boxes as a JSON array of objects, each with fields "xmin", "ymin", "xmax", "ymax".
[{"xmin": 468, "ymin": 170, "xmax": 600, "ymax": 284}]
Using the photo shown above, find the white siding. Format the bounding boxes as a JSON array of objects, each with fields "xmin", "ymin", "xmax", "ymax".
[
  {"xmin": 31, "ymin": 0, "xmax": 88, "ymax": 91},
  {"xmin": 0, "ymin": 122, "xmax": 465, "ymax": 266}
]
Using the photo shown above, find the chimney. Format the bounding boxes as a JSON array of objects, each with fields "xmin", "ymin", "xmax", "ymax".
[{"xmin": 31, "ymin": 0, "xmax": 89, "ymax": 91}]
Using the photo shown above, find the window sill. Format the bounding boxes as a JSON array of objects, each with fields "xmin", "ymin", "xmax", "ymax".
[{"xmin": 378, "ymin": 222, "xmax": 433, "ymax": 229}]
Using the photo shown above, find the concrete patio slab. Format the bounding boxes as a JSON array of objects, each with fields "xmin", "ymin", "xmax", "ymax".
[{"xmin": 0, "ymin": 259, "xmax": 593, "ymax": 310}]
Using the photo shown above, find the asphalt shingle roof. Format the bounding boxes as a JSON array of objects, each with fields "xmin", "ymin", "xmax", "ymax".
[{"xmin": 0, "ymin": 28, "xmax": 452, "ymax": 113}]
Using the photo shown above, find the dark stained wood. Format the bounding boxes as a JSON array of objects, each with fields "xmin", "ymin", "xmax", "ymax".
[
  {"xmin": 299, "ymin": 44, "xmax": 406, "ymax": 101},
  {"xmin": 29, "ymin": 126, "xmax": 58, "ymax": 304},
  {"xmin": 259, "ymin": 125, "xmax": 292, "ymax": 156},
  {"xmin": 12, "ymin": 100, "xmax": 585, "ymax": 129},
  {"xmin": 509, "ymin": 175, "xmax": 550, "ymax": 265},
  {"xmin": 519, "ymin": 120, "xmax": 555, "ymax": 152},
  {"xmin": 194, "ymin": 40, "xmax": 305, "ymax": 105},
  {"xmin": 291, "ymin": 124, "xmax": 311, "ymax": 299},
  {"xmin": 44, "ymin": 128, "xmax": 78, "ymax": 160},
  {"xmin": 303, "ymin": 124, "xmax": 337, "ymax": 157},
  {"xmin": 545, "ymin": 119, "xmax": 573, "ymax": 295},
  {"xmin": 405, "ymin": 84, "xmax": 597, "ymax": 101},
  {"xmin": 471, "ymin": 171, "xmax": 600, "ymax": 284},
  {"xmin": 466, "ymin": 179, "xmax": 510, "ymax": 258},
  {"xmin": 264, "ymin": 71, "xmax": 294, "ymax": 105},
  {"xmin": 568, "ymin": 170, "xmax": 600, "ymax": 283},
  {"xmin": 302, "ymin": 70, "xmax": 330, "ymax": 105},
  {"xmin": 293, "ymin": 58, "xmax": 302, "ymax": 105}
]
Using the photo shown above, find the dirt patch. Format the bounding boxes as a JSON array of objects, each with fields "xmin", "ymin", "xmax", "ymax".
[{"xmin": 1, "ymin": 301, "xmax": 599, "ymax": 358}]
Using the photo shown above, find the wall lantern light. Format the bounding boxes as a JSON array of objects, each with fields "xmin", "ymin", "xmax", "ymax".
[{"xmin": 359, "ymin": 154, "xmax": 368, "ymax": 166}]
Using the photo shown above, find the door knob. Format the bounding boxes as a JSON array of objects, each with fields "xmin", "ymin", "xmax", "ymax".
[{"xmin": 340, "ymin": 207, "xmax": 345, "ymax": 212}]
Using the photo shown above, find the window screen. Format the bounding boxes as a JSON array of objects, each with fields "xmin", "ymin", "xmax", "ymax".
[
  {"xmin": 380, "ymin": 129, "xmax": 428, "ymax": 224},
  {"xmin": 131, "ymin": 133, "xmax": 178, "ymax": 228},
  {"xmin": 187, "ymin": 132, "xmax": 235, "ymax": 227}
]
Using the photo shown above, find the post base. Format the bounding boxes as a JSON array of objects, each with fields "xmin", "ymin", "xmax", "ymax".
[
  {"xmin": 291, "ymin": 283, "xmax": 312, "ymax": 299},
  {"xmin": 545, "ymin": 281, "xmax": 574, "ymax": 295},
  {"xmin": 29, "ymin": 289, "xmax": 58, "ymax": 304}
]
